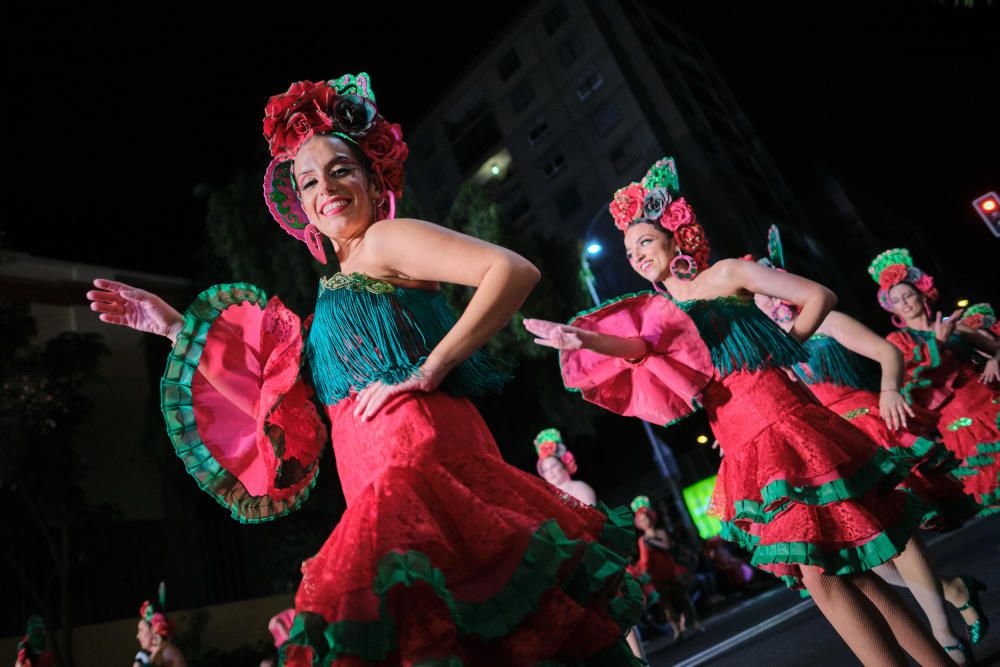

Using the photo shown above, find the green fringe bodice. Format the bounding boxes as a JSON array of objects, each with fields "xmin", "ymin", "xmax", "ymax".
[
  {"xmin": 903, "ymin": 328, "xmax": 976, "ymax": 363},
  {"xmin": 795, "ymin": 334, "xmax": 881, "ymax": 391},
  {"xmin": 673, "ymin": 295, "xmax": 808, "ymax": 378},
  {"xmin": 306, "ymin": 273, "xmax": 512, "ymax": 406}
]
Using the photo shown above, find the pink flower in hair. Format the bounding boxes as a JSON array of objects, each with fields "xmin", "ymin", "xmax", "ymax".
[
  {"xmin": 660, "ymin": 198, "xmax": 696, "ymax": 232},
  {"xmin": 560, "ymin": 451, "xmax": 578, "ymax": 475},
  {"xmin": 913, "ymin": 273, "xmax": 934, "ymax": 294},
  {"xmin": 610, "ymin": 183, "xmax": 646, "ymax": 230}
]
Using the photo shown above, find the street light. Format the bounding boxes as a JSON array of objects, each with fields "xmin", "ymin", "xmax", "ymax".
[
  {"xmin": 957, "ymin": 299, "xmax": 970, "ymax": 308},
  {"xmin": 696, "ymin": 435, "xmax": 709, "ymax": 445},
  {"xmin": 972, "ymin": 191, "xmax": 1000, "ymax": 237},
  {"xmin": 586, "ymin": 242, "xmax": 603, "ymax": 256}
]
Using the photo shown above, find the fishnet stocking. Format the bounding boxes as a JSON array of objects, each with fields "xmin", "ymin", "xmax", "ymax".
[
  {"xmin": 849, "ymin": 570, "xmax": 952, "ymax": 666},
  {"xmin": 800, "ymin": 565, "xmax": 908, "ymax": 667}
]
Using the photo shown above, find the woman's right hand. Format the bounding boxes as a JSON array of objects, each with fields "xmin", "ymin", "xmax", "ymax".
[
  {"xmin": 523, "ymin": 318, "xmax": 585, "ymax": 350},
  {"xmin": 86, "ymin": 278, "xmax": 184, "ymax": 342},
  {"xmin": 932, "ymin": 309, "xmax": 963, "ymax": 343}
]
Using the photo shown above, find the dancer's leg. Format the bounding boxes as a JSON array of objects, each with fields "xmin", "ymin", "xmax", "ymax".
[
  {"xmin": 799, "ymin": 565, "xmax": 908, "ymax": 666},
  {"xmin": 890, "ymin": 538, "xmax": 964, "ymax": 659},
  {"xmin": 625, "ymin": 628, "xmax": 646, "ymax": 659},
  {"xmin": 849, "ymin": 570, "xmax": 952, "ymax": 666}
]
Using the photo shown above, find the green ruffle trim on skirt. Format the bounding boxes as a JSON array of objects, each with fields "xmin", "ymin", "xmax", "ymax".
[
  {"xmin": 720, "ymin": 491, "xmax": 926, "ymax": 587},
  {"xmin": 282, "ymin": 503, "xmax": 643, "ymax": 665},
  {"xmin": 160, "ymin": 282, "xmax": 319, "ymax": 524},
  {"xmin": 732, "ymin": 448, "xmax": 906, "ymax": 524}
]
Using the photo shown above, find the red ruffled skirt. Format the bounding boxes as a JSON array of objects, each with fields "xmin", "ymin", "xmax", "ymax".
[
  {"xmin": 283, "ymin": 391, "xmax": 641, "ymax": 666},
  {"xmin": 934, "ymin": 375, "xmax": 1000, "ymax": 511},
  {"xmin": 706, "ymin": 369, "xmax": 925, "ymax": 588},
  {"xmin": 807, "ymin": 382, "xmax": 977, "ymax": 530}
]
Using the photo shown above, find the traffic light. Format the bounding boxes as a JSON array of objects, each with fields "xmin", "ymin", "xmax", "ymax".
[{"xmin": 972, "ymin": 191, "xmax": 1000, "ymax": 237}]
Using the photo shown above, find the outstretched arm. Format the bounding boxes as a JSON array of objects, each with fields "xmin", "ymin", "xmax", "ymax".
[
  {"xmin": 523, "ymin": 318, "xmax": 649, "ymax": 359},
  {"xmin": 86, "ymin": 279, "xmax": 184, "ymax": 342},
  {"xmin": 817, "ymin": 310, "xmax": 914, "ymax": 430},
  {"xmin": 353, "ymin": 218, "xmax": 541, "ymax": 419}
]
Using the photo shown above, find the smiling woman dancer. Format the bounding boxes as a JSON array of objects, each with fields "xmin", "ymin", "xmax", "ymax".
[
  {"xmin": 526, "ymin": 157, "xmax": 952, "ymax": 666},
  {"xmin": 87, "ymin": 74, "xmax": 644, "ymax": 666}
]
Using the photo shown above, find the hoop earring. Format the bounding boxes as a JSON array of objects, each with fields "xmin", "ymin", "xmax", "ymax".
[
  {"xmin": 650, "ymin": 280, "xmax": 667, "ymax": 294},
  {"xmin": 304, "ymin": 224, "xmax": 328, "ymax": 265},
  {"xmin": 669, "ymin": 254, "xmax": 698, "ymax": 281},
  {"xmin": 770, "ymin": 303, "xmax": 795, "ymax": 324},
  {"xmin": 891, "ymin": 314, "xmax": 905, "ymax": 329}
]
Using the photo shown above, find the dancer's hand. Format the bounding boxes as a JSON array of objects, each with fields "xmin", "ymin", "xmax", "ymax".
[
  {"xmin": 879, "ymin": 389, "xmax": 914, "ymax": 431},
  {"xmin": 87, "ymin": 279, "xmax": 184, "ymax": 342},
  {"xmin": 352, "ymin": 360, "xmax": 447, "ymax": 421},
  {"xmin": 523, "ymin": 318, "xmax": 585, "ymax": 350},
  {"xmin": 932, "ymin": 309, "xmax": 963, "ymax": 343},
  {"xmin": 981, "ymin": 358, "xmax": 1000, "ymax": 384}
]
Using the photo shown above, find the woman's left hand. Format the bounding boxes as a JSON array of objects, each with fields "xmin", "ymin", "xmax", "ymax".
[
  {"xmin": 879, "ymin": 389, "xmax": 914, "ymax": 431},
  {"xmin": 981, "ymin": 358, "xmax": 1000, "ymax": 384},
  {"xmin": 353, "ymin": 361, "xmax": 448, "ymax": 421}
]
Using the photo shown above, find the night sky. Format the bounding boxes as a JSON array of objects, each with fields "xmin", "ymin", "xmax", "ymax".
[{"xmin": 6, "ymin": 3, "xmax": 998, "ymax": 282}]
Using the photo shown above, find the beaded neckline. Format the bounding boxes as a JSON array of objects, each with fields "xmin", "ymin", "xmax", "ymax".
[
  {"xmin": 670, "ymin": 294, "xmax": 753, "ymax": 308},
  {"xmin": 320, "ymin": 272, "xmax": 395, "ymax": 294}
]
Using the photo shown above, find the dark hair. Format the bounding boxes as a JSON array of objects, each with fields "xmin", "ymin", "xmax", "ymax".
[{"xmin": 627, "ymin": 218, "xmax": 672, "ymax": 236}]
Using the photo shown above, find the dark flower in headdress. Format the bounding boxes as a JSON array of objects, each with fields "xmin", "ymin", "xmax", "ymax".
[
  {"xmin": 642, "ymin": 187, "xmax": 672, "ymax": 221},
  {"xmin": 332, "ymin": 94, "xmax": 377, "ymax": 137}
]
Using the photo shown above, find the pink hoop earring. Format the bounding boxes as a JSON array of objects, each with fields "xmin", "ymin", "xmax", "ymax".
[
  {"xmin": 386, "ymin": 191, "xmax": 397, "ymax": 220},
  {"xmin": 304, "ymin": 224, "xmax": 328, "ymax": 265},
  {"xmin": 669, "ymin": 254, "xmax": 698, "ymax": 281},
  {"xmin": 770, "ymin": 303, "xmax": 795, "ymax": 324},
  {"xmin": 650, "ymin": 280, "xmax": 667, "ymax": 294},
  {"xmin": 891, "ymin": 314, "xmax": 905, "ymax": 329}
]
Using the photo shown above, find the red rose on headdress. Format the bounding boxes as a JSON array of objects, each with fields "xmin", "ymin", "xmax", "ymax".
[
  {"xmin": 962, "ymin": 314, "xmax": 985, "ymax": 330},
  {"xmin": 878, "ymin": 264, "xmax": 908, "ymax": 290},
  {"xmin": 537, "ymin": 441, "xmax": 557, "ymax": 459},
  {"xmin": 660, "ymin": 198, "xmax": 695, "ymax": 232},
  {"xmin": 372, "ymin": 159, "xmax": 406, "ymax": 199},
  {"xmin": 360, "ymin": 120, "xmax": 408, "ymax": 164},
  {"xmin": 560, "ymin": 451, "xmax": 578, "ymax": 475},
  {"xmin": 610, "ymin": 183, "xmax": 646, "ymax": 230},
  {"xmin": 674, "ymin": 222, "xmax": 710, "ymax": 265},
  {"xmin": 263, "ymin": 81, "xmax": 338, "ymax": 159},
  {"xmin": 925, "ymin": 287, "xmax": 939, "ymax": 303}
]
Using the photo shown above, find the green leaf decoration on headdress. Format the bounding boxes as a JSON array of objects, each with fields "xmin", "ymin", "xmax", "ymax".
[
  {"xmin": 867, "ymin": 248, "xmax": 913, "ymax": 284},
  {"xmin": 641, "ymin": 157, "xmax": 680, "ymax": 196},
  {"xmin": 767, "ymin": 225, "xmax": 785, "ymax": 270},
  {"xmin": 533, "ymin": 427, "xmax": 563, "ymax": 455},
  {"xmin": 329, "ymin": 72, "xmax": 376, "ymax": 104},
  {"xmin": 630, "ymin": 495, "xmax": 651, "ymax": 513}
]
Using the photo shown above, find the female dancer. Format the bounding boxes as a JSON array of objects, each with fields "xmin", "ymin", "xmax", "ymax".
[
  {"xmin": 12, "ymin": 616, "xmax": 53, "ymax": 667},
  {"xmin": 753, "ymin": 235, "xmax": 981, "ymax": 661},
  {"xmin": 869, "ymin": 248, "xmax": 1000, "ymax": 521},
  {"xmin": 135, "ymin": 600, "xmax": 186, "ymax": 667},
  {"xmin": 88, "ymin": 74, "xmax": 642, "ymax": 666},
  {"xmin": 526, "ymin": 157, "xmax": 952, "ymax": 666},
  {"xmin": 533, "ymin": 428, "xmax": 597, "ymax": 505}
]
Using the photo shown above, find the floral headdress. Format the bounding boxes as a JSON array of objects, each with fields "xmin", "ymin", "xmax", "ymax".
[
  {"xmin": 867, "ymin": 248, "xmax": 938, "ymax": 313},
  {"xmin": 139, "ymin": 582, "xmax": 173, "ymax": 639},
  {"xmin": 630, "ymin": 495, "xmax": 657, "ymax": 526},
  {"xmin": 262, "ymin": 73, "xmax": 409, "ymax": 264},
  {"xmin": 533, "ymin": 427, "xmax": 577, "ymax": 476},
  {"xmin": 609, "ymin": 157, "xmax": 710, "ymax": 280},
  {"xmin": 959, "ymin": 303, "xmax": 996, "ymax": 331},
  {"xmin": 16, "ymin": 615, "xmax": 47, "ymax": 665}
]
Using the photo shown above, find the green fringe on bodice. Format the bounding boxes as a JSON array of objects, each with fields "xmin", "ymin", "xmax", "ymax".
[
  {"xmin": 903, "ymin": 328, "xmax": 975, "ymax": 363},
  {"xmin": 795, "ymin": 334, "xmax": 881, "ymax": 391},
  {"xmin": 306, "ymin": 273, "xmax": 512, "ymax": 406},
  {"xmin": 673, "ymin": 295, "xmax": 808, "ymax": 378}
]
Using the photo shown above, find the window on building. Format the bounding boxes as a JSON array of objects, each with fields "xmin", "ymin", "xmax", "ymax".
[
  {"xmin": 542, "ymin": 151, "xmax": 566, "ymax": 179},
  {"xmin": 543, "ymin": 2, "xmax": 569, "ymax": 35},
  {"xmin": 555, "ymin": 184, "xmax": 582, "ymax": 219},
  {"xmin": 556, "ymin": 34, "xmax": 584, "ymax": 67},
  {"xmin": 497, "ymin": 49, "xmax": 521, "ymax": 81},
  {"xmin": 588, "ymin": 100, "xmax": 622, "ymax": 135},
  {"xmin": 609, "ymin": 137, "xmax": 639, "ymax": 175},
  {"xmin": 510, "ymin": 80, "xmax": 536, "ymax": 113},
  {"xmin": 444, "ymin": 100, "xmax": 503, "ymax": 173},
  {"xmin": 527, "ymin": 118, "xmax": 549, "ymax": 145},
  {"xmin": 575, "ymin": 66, "xmax": 604, "ymax": 102}
]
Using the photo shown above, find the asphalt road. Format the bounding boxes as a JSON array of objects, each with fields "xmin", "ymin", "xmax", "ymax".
[{"xmin": 644, "ymin": 516, "xmax": 1000, "ymax": 666}]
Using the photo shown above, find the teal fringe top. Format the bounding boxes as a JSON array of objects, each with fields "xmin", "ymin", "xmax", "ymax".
[
  {"xmin": 305, "ymin": 273, "xmax": 512, "ymax": 406},
  {"xmin": 795, "ymin": 334, "xmax": 881, "ymax": 392},
  {"xmin": 673, "ymin": 296, "xmax": 808, "ymax": 378},
  {"xmin": 902, "ymin": 328, "xmax": 976, "ymax": 363}
]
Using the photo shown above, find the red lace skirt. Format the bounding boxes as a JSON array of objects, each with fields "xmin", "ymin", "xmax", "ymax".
[
  {"xmin": 933, "ymin": 374, "xmax": 1000, "ymax": 511},
  {"xmin": 282, "ymin": 391, "xmax": 641, "ymax": 666},
  {"xmin": 807, "ymin": 382, "xmax": 976, "ymax": 529},
  {"xmin": 706, "ymin": 368, "xmax": 924, "ymax": 588}
]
